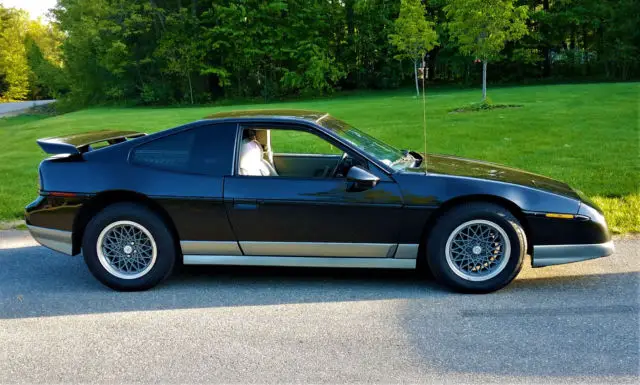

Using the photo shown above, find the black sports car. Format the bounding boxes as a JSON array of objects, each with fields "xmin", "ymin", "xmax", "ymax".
[{"xmin": 26, "ymin": 110, "xmax": 613, "ymax": 292}]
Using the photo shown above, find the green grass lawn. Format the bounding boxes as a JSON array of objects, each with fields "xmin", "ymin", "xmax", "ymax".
[{"xmin": 1, "ymin": 82, "xmax": 638, "ymax": 233}]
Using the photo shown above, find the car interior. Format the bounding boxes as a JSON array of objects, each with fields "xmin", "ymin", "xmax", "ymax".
[{"xmin": 238, "ymin": 127, "xmax": 366, "ymax": 178}]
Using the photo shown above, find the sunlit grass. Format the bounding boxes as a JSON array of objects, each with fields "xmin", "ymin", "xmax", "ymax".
[
  {"xmin": 592, "ymin": 195, "xmax": 640, "ymax": 234},
  {"xmin": 1, "ymin": 82, "xmax": 638, "ymax": 233}
]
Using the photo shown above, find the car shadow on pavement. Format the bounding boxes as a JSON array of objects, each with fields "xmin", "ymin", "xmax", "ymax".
[
  {"xmin": 0, "ymin": 246, "xmax": 444, "ymax": 320},
  {"xmin": 0, "ymin": 246, "xmax": 637, "ymax": 318},
  {"xmin": 2, "ymin": 246, "xmax": 638, "ymax": 378}
]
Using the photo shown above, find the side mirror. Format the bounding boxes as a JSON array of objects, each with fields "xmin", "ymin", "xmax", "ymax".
[{"xmin": 346, "ymin": 166, "xmax": 380, "ymax": 192}]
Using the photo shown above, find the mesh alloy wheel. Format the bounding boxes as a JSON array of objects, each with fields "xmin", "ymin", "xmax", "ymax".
[
  {"xmin": 96, "ymin": 220, "xmax": 157, "ymax": 280},
  {"xmin": 444, "ymin": 219, "xmax": 511, "ymax": 282}
]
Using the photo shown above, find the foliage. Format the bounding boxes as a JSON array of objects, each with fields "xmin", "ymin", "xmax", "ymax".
[
  {"xmin": 0, "ymin": 5, "xmax": 67, "ymax": 101},
  {"xmin": 25, "ymin": 25, "xmax": 68, "ymax": 99},
  {"xmin": 444, "ymin": 0, "xmax": 528, "ymax": 100},
  {"xmin": 53, "ymin": 0, "xmax": 352, "ymax": 104},
  {"xmin": 389, "ymin": 0, "xmax": 438, "ymax": 63},
  {"xmin": 445, "ymin": 0, "xmax": 528, "ymax": 62},
  {"xmin": 389, "ymin": 0, "xmax": 438, "ymax": 96},
  {"xmin": 2, "ymin": 0, "xmax": 640, "ymax": 104},
  {"xmin": 0, "ymin": 7, "xmax": 30, "ymax": 100},
  {"xmin": 155, "ymin": 8, "xmax": 203, "ymax": 104},
  {"xmin": 345, "ymin": 0, "xmax": 404, "ymax": 89}
]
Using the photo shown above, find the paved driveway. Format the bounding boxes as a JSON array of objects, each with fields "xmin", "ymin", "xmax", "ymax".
[
  {"xmin": 0, "ymin": 231, "xmax": 638, "ymax": 383},
  {"xmin": 0, "ymin": 100, "xmax": 55, "ymax": 117}
]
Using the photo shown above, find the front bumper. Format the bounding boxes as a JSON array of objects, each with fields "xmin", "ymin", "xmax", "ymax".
[
  {"xmin": 532, "ymin": 241, "xmax": 615, "ymax": 267},
  {"xmin": 27, "ymin": 225, "xmax": 73, "ymax": 255}
]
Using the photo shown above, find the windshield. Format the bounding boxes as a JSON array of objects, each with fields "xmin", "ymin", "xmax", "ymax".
[{"xmin": 318, "ymin": 116, "xmax": 415, "ymax": 170}]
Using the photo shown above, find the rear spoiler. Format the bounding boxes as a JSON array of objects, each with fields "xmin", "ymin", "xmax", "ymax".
[{"xmin": 37, "ymin": 130, "xmax": 146, "ymax": 155}]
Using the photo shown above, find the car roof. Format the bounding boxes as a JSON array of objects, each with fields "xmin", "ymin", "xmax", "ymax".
[{"xmin": 204, "ymin": 109, "xmax": 329, "ymax": 124}]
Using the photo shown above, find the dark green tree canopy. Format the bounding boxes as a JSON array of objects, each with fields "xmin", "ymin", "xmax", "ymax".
[{"xmin": 1, "ymin": 0, "xmax": 638, "ymax": 104}]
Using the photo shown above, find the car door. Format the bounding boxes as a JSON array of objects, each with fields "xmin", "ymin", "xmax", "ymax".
[
  {"xmin": 128, "ymin": 122, "xmax": 241, "ymax": 256},
  {"xmin": 224, "ymin": 123, "xmax": 405, "ymax": 258}
]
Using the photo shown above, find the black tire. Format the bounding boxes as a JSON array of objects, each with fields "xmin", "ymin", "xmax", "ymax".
[
  {"xmin": 82, "ymin": 203, "xmax": 176, "ymax": 291},
  {"xmin": 426, "ymin": 203, "xmax": 526, "ymax": 293}
]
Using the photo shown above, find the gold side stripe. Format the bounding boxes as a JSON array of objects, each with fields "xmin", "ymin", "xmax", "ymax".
[
  {"xmin": 180, "ymin": 241, "xmax": 242, "ymax": 255},
  {"xmin": 240, "ymin": 241, "xmax": 394, "ymax": 258}
]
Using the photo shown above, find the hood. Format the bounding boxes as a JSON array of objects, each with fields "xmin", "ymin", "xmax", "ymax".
[{"xmin": 403, "ymin": 153, "xmax": 580, "ymax": 200}]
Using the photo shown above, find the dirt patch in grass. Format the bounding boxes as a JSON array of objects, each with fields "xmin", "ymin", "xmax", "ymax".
[{"xmin": 450, "ymin": 101, "xmax": 523, "ymax": 113}]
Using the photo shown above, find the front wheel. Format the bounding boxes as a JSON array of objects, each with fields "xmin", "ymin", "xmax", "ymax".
[
  {"xmin": 426, "ymin": 203, "xmax": 526, "ymax": 293},
  {"xmin": 82, "ymin": 203, "xmax": 176, "ymax": 291}
]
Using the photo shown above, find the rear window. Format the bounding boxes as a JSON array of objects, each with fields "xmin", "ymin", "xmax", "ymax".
[{"xmin": 131, "ymin": 123, "xmax": 236, "ymax": 176}]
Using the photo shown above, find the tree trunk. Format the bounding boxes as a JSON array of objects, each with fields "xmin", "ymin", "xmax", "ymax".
[
  {"xmin": 263, "ymin": 69, "xmax": 268, "ymax": 103},
  {"xmin": 187, "ymin": 72, "xmax": 194, "ymax": 104},
  {"xmin": 482, "ymin": 60, "xmax": 487, "ymax": 102},
  {"xmin": 583, "ymin": 25, "xmax": 589, "ymax": 76},
  {"xmin": 543, "ymin": 47, "xmax": 551, "ymax": 77},
  {"xmin": 414, "ymin": 60, "xmax": 420, "ymax": 97},
  {"xmin": 345, "ymin": 0, "xmax": 354, "ymax": 41},
  {"xmin": 542, "ymin": 0, "xmax": 551, "ymax": 77}
]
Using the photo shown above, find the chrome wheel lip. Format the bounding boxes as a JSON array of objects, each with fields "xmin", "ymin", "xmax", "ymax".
[
  {"xmin": 444, "ymin": 219, "xmax": 511, "ymax": 282},
  {"xmin": 96, "ymin": 220, "xmax": 157, "ymax": 280}
]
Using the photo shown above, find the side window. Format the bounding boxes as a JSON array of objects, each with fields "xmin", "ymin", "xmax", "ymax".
[
  {"xmin": 238, "ymin": 126, "xmax": 367, "ymax": 178},
  {"xmin": 131, "ymin": 123, "xmax": 236, "ymax": 176},
  {"xmin": 270, "ymin": 130, "xmax": 342, "ymax": 155},
  {"xmin": 132, "ymin": 131, "xmax": 195, "ymax": 173}
]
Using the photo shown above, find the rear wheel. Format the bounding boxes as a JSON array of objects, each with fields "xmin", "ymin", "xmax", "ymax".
[
  {"xmin": 426, "ymin": 203, "xmax": 526, "ymax": 293},
  {"xmin": 82, "ymin": 203, "xmax": 175, "ymax": 291}
]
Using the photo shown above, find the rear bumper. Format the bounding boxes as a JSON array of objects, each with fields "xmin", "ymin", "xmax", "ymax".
[
  {"xmin": 532, "ymin": 241, "xmax": 615, "ymax": 267},
  {"xmin": 27, "ymin": 225, "xmax": 73, "ymax": 255}
]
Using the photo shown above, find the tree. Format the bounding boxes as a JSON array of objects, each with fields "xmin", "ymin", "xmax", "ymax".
[
  {"xmin": 35, "ymin": 0, "xmax": 640, "ymax": 105},
  {"xmin": 389, "ymin": 0, "xmax": 438, "ymax": 96},
  {"xmin": 279, "ymin": 0, "xmax": 345, "ymax": 96},
  {"xmin": 25, "ymin": 19, "xmax": 67, "ymax": 99},
  {"xmin": 444, "ymin": 0, "xmax": 528, "ymax": 101},
  {"xmin": 156, "ymin": 7, "xmax": 203, "ymax": 104},
  {"xmin": 0, "ymin": 7, "xmax": 30, "ymax": 100}
]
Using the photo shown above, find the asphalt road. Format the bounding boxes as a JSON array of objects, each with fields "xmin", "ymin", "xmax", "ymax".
[
  {"xmin": 0, "ymin": 100, "xmax": 55, "ymax": 117},
  {"xmin": 0, "ymin": 230, "xmax": 638, "ymax": 384}
]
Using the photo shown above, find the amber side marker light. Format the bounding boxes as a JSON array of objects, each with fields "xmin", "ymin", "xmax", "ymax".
[
  {"xmin": 49, "ymin": 192, "xmax": 78, "ymax": 197},
  {"xmin": 545, "ymin": 213, "xmax": 575, "ymax": 219}
]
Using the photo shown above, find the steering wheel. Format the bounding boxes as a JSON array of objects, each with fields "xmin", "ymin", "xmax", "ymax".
[{"xmin": 330, "ymin": 152, "xmax": 349, "ymax": 178}]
